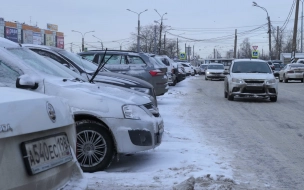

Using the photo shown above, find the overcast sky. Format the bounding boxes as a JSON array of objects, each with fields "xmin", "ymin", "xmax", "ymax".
[{"xmin": 0, "ymin": 0, "xmax": 299, "ymax": 58}]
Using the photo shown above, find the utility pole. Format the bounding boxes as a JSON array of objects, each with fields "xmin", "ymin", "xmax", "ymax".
[
  {"xmin": 234, "ymin": 29, "xmax": 237, "ymax": 58},
  {"xmin": 193, "ymin": 45, "xmax": 194, "ymax": 59},
  {"xmin": 277, "ymin": 26, "xmax": 279, "ymax": 59},
  {"xmin": 164, "ymin": 33, "xmax": 166, "ymax": 52},
  {"xmin": 185, "ymin": 43, "xmax": 186, "ymax": 60},
  {"xmin": 292, "ymin": 0, "xmax": 300, "ymax": 63},
  {"xmin": 301, "ymin": 0, "xmax": 303, "ymax": 52},
  {"xmin": 267, "ymin": 16, "xmax": 272, "ymax": 59},
  {"xmin": 214, "ymin": 48, "xmax": 216, "ymax": 59},
  {"xmin": 154, "ymin": 25, "xmax": 157, "ymax": 54}
]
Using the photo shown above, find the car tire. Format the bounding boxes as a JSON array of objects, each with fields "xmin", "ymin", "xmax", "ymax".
[
  {"xmin": 270, "ymin": 96, "xmax": 277, "ymax": 102},
  {"xmin": 283, "ymin": 75, "xmax": 288, "ymax": 83},
  {"xmin": 205, "ymin": 76, "xmax": 208, "ymax": 80},
  {"xmin": 224, "ymin": 87, "xmax": 228, "ymax": 98},
  {"xmin": 76, "ymin": 119, "xmax": 114, "ymax": 172}
]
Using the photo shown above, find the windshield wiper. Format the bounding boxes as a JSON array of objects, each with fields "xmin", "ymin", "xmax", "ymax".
[{"xmin": 89, "ymin": 48, "xmax": 112, "ymax": 83}]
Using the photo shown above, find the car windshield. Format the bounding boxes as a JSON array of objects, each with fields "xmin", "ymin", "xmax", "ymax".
[
  {"xmin": 7, "ymin": 48, "xmax": 75, "ymax": 78},
  {"xmin": 208, "ymin": 65, "xmax": 224, "ymax": 69},
  {"xmin": 232, "ymin": 61, "xmax": 272, "ymax": 73},
  {"xmin": 58, "ymin": 50, "xmax": 97, "ymax": 72}
]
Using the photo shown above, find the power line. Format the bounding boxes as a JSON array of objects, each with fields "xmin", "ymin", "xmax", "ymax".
[{"xmin": 280, "ymin": 0, "xmax": 296, "ymax": 31}]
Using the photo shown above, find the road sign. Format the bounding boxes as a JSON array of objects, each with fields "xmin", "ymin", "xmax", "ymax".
[
  {"xmin": 252, "ymin": 50, "xmax": 259, "ymax": 58},
  {"xmin": 180, "ymin": 52, "xmax": 186, "ymax": 60},
  {"xmin": 252, "ymin": 46, "xmax": 258, "ymax": 50}
]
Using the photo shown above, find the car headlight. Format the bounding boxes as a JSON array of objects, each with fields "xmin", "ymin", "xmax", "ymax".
[
  {"xmin": 130, "ymin": 87, "xmax": 150, "ymax": 94},
  {"xmin": 206, "ymin": 71, "xmax": 210, "ymax": 74},
  {"xmin": 232, "ymin": 78, "xmax": 245, "ymax": 84},
  {"xmin": 122, "ymin": 105, "xmax": 148, "ymax": 120},
  {"xmin": 265, "ymin": 79, "xmax": 276, "ymax": 85}
]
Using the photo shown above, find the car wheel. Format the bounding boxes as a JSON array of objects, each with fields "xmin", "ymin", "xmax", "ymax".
[
  {"xmin": 227, "ymin": 86, "xmax": 234, "ymax": 101},
  {"xmin": 270, "ymin": 96, "xmax": 277, "ymax": 102},
  {"xmin": 205, "ymin": 76, "xmax": 208, "ymax": 80},
  {"xmin": 283, "ymin": 74, "xmax": 288, "ymax": 83},
  {"xmin": 76, "ymin": 119, "xmax": 114, "ymax": 172}
]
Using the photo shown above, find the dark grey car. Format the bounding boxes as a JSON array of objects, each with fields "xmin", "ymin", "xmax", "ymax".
[{"xmin": 79, "ymin": 50, "xmax": 169, "ymax": 96}]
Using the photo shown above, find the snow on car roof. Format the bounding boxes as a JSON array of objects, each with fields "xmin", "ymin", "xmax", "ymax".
[
  {"xmin": 0, "ymin": 37, "xmax": 20, "ymax": 48},
  {"xmin": 234, "ymin": 59, "xmax": 266, "ymax": 63}
]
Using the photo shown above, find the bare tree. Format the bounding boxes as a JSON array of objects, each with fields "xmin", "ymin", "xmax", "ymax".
[{"xmin": 239, "ymin": 38, "xmax": 251, "ymax": 58}]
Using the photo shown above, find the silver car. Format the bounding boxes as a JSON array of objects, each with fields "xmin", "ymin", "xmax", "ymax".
[
  {"xmin": 224, "ymin": 59, "xmax": 278, "ymax": 102},
  {"xmin": 279, "ymin": 63, "xmax": 304, "ymax": 83},
  {"xmin": 205, "ymin": 63, "xmax": 225, "ymax": 80}
]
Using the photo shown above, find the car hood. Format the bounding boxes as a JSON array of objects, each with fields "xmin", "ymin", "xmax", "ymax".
[
  {"xmin": 231, "ymin": 73, "xmax": 275, "ymax": 80},
  {"xmin": 45, "ymin": 78, "xmax": 151, "ymax": 105}
]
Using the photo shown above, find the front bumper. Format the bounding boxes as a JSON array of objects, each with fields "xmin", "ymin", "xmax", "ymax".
[
  {"xmin": 103, "ymin": 115, "xmax": 164, "ymax": 154},
  {"xmin": 206, "ymin": 73, "xmax": 225, "ymax": 79},
  {"xmin": 229, "ymin": 82, "xmax": 277, "ymax": 97}
]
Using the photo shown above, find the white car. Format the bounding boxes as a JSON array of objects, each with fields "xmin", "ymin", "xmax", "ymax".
[
  {"xmin": 205, "ymin": 63, "xmax": 225, "ymax": 80},
  {"xmin": 279, "ymin": 63, "xmax": 304, "ymax": 83},
  {"xmin": 180, "ymin": 62, "xmax": 195, "ymax": 76},
  {"xmin": 224, "ymin": 59, "xmax": 278, "ymax": 102},
  {"xmin": 0, "ymin": 88, "xmax": 85, "ymax": 190},
  {"xmin": 0, "ymin": 37, "xmax": 164, "ymax": 173}
]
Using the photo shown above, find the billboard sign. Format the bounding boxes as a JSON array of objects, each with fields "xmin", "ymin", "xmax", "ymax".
[
  {"xmin": 33, "ymin": 32, "xmax": 42, "ymax": 45},
  {"xmin": 22, "ymin": 30, "xmax": 33, "ymax": 44},
  {"xmin": 56, "ymin": 36, "xmax": 64, "ymax": 49},
  {"xmin": 47, "ymin": 23, "xmax": 58, "ymax": 31},
  {"xmin": 45, "ymin": 34, "xmax": 54, "ymax": 46},
  {"xmin": 5, "ymin": 27, "xmax": 18, "ymax": 42}
]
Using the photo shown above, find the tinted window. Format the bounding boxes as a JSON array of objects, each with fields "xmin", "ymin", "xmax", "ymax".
[{"xmin": 232, "ymin": 61, "xmax": 271, "ymax": 73}]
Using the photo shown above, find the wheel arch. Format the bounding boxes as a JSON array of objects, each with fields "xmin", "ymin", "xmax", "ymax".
[{"xmin": 74, "ymin": 113, "xmax": 117, "ymax": 153}]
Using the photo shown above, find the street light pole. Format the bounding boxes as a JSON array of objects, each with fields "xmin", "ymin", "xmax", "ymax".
[
  {"xmin": 71, "ymin": 30, "xmax": 94, "ymax": 52},
  {"xmin": 253, "ymin": 2, "xmax": 271, "ymax": 59},
  {"xmin": 92, "ymin": 35, "xmax": 104, "ymax": 50},
  {"xmin": 154, "ymin": 9, "xmax": 167, "ymax": 54},
  {"xmin": 301, "ymin": 0, "xmax": 303, "ymax": 52},
  {"xmin": 127, "ymin": 9, "xmax": 148, "ymax": 52}
]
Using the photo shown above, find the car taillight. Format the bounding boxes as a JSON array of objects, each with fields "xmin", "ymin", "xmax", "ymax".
[
  {"xmin": 149, "ymin": 70, "xmax": 164, "ymax": 76},
  {"xmin": 287, "ymin": 70, "xmax": 294, "ymax": 73}
]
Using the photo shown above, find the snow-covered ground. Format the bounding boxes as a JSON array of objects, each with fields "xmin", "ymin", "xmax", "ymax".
[{"xmin": 80, "ymin": 77, "xmax": 235, "ymax": 189}]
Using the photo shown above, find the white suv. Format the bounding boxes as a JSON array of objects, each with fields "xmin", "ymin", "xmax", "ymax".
[{"xmin": 224, "ymin": 59, "xmax": 278, "ymax": 102}]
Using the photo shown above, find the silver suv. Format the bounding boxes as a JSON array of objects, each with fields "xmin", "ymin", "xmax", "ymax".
[
  {"xmin": 224, "ymin": 59, "xmax": 278, "ymax": 102},
  {"xmin": 79, "ymin": 50, "xmax": 169, "ymax": 96}
]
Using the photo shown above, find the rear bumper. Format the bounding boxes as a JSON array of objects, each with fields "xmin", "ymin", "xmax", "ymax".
[{"xmin": 286, "ymin": 73, "xmax": 303, "ymax": 80}]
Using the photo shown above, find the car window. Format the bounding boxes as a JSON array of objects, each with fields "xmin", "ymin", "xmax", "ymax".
[
  {"xmin": 290, "ymin": 64, "xmax": 304, "ymax": 68},
  {"xmin": 7, "ymin": 48, "xmax": 75, "ymax": 78},
  {"xmin": 0, "ymin": 60, "xmax": 21, "ymax": 87},
  {"xmin": 157, "ymin": 57, "xmax": 170, "ymax": 66},
  {"xmin": 208, "ymin": 65, "xmax": 224, "ymax": 69},
  {"xmin": 81, "ymin": 54, "xmax": 95, "ymax": 61},
  {"xmin": 274, "ymin": 63, "xmax": 280, "ymax": 68},
  {"xmin": 150, "ymin": 57, "xmax": 165, "ymax": 68},
  {"xmin": 128, "ymin": 55, "xmax": 145, "ymax": 65},
  {"xmin": 232, "ymin": 61, "xmax": 271, "ymax": 73},
  {"xmin": 102, "ymin": 54, "xmax": 125, "ymax": 64},
  {"xmin": 58, "ymin": 50, "xmax": 97, "ymax": 72}
]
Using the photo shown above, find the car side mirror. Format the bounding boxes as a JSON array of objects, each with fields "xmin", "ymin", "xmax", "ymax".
[{"xmin": 16, "ymin": 75, "xmax": 38, "ymax": 89}]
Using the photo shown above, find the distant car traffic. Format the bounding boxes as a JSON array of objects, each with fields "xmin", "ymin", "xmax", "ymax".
[
  {"xmin": 200, "ymin": 64, "xmax": 208, "ymax": 74},
  {"xmin": 279, "ymin": 63, "xmax": 304, "ymax": 83},
  {"xmin": 205, "ymin": 63, "xmax": 225, "ymax": 80},
  {"xmin": 224, "ymin": 59, "xmax": 278, "ymax": 102}
]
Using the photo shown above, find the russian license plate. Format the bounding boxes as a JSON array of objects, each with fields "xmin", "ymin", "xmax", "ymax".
[{"xmin": 20, "ymin": 133, "xmax": 73, "ymax": 175}]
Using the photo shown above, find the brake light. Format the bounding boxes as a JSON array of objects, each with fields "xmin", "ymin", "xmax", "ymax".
[{"xmin": 149, "ymin": 70, "xmax": 164, "ymax": 76}]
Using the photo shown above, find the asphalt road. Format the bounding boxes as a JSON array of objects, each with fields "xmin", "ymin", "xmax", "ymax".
[{"xmin": 179, "ymin": 76, "xmax": 304, "ymax": 190}]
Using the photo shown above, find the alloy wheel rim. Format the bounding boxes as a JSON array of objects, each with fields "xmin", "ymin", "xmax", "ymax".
[{"xmin": 76, "ymin": 130, "xmax": 107, "ymax": 167}]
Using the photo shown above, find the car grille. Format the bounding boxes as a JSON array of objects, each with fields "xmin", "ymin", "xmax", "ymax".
[
  {"xmin": 143, "ymin": 103, "xmax": 160, "ymax": 117},
  {"xmin": 242, "ymin": 87, "xmax": 265, "ymax": 94},
  {"xmin": 210, "ymin": 72, "xmax": 222, "ymax": 74},
  {"xmin": 244, "ymin": 80, "xmax": 264, "ymax": 83}
]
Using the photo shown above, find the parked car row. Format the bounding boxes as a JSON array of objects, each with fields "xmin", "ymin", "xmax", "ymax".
[{"xmin": 0, "ymin": 37, "xmax": 171, "ymax": 189}]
